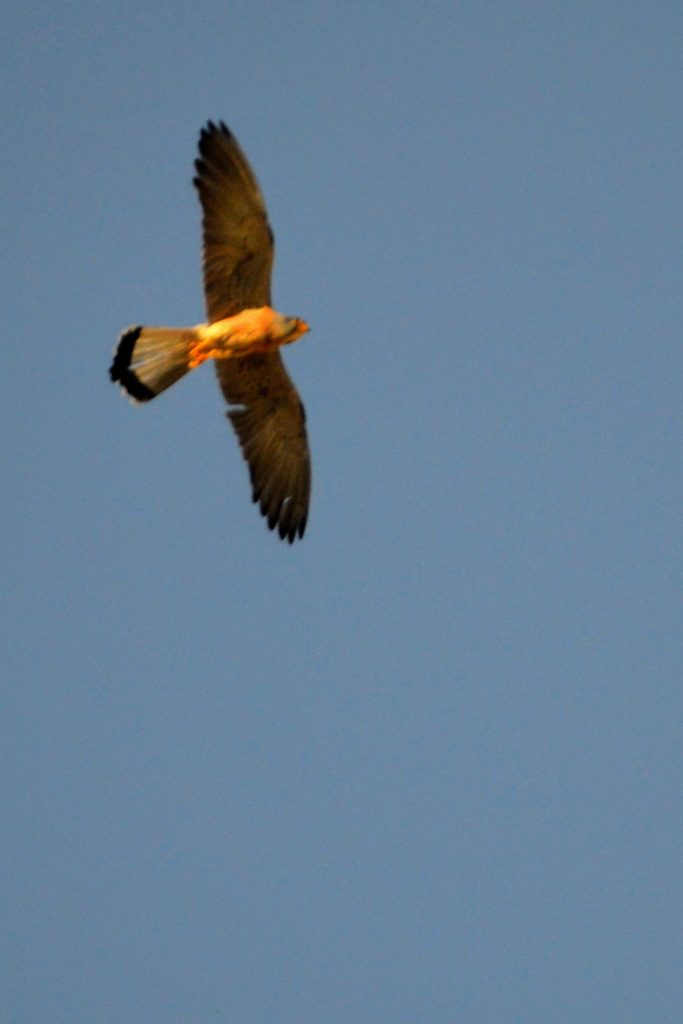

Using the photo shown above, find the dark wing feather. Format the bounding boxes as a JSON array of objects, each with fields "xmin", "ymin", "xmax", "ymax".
[
  {"xmin": 194, "ymin": 120, "xmax": 273, "ymax": 322},
  {"xmin": 216, "ymin": 354, "xmax": 311, "ymax": 542}
]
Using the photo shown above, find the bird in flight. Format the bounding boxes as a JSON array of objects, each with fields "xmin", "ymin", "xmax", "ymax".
[{"xmin": 110, "ymin": 121, "xmax": 311, "ymax": 543}]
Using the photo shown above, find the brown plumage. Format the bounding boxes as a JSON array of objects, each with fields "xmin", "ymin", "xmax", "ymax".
[{"xmin": 110, "ymin": 121, "xmax": 311, "ymax": 543}]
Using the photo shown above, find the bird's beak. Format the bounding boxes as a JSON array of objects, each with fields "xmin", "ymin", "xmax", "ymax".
[{"xmin": 287, "ymin": 318, "xmax": 309, "ymax": 342}]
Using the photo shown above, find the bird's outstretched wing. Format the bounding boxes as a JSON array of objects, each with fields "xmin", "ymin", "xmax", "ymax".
[
  {"xmin": 215, "ymin": 354, "xmax": 311, "ymax": 542},
  {"xmin": 194, "ymin": 120, "xmax": 274, "ymax": 320},
  {"xmin": 194, "ymin": 121, "xmax": 311, "ymax": 542}
]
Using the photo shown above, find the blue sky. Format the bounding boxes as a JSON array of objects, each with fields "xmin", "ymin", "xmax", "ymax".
[{"xmin": 3, "ymin": 2, "xmax": 682, "ymax": 1021}]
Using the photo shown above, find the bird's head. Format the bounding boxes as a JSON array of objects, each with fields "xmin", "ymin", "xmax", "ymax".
[{"xmin": 275, "ymin": 314, "xmax": 310, "ymax": 346}]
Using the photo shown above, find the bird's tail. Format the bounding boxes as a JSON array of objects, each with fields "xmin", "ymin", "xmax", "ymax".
[{"xmin": 110, "ymin": 325, "xmax": 200, "ymax": 402}]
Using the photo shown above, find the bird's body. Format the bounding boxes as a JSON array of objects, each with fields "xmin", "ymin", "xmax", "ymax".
[
  {"xmin": 188, "ymin": 308, "xmax": 309, "ymax": 367},
  {"xmin": 110, "ymin": 121, "xmax": 312, "ymax": 543}
]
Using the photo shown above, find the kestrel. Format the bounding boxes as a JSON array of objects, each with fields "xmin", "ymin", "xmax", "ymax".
[{"xmin": 110, "ymin": 121, "xmax": 311, "ymax": 542}]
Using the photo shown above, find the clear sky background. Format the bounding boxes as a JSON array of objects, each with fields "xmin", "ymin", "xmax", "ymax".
[{"xmin": 3, "ymin": 2, "xmax": 681, "ymax": 1022}]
